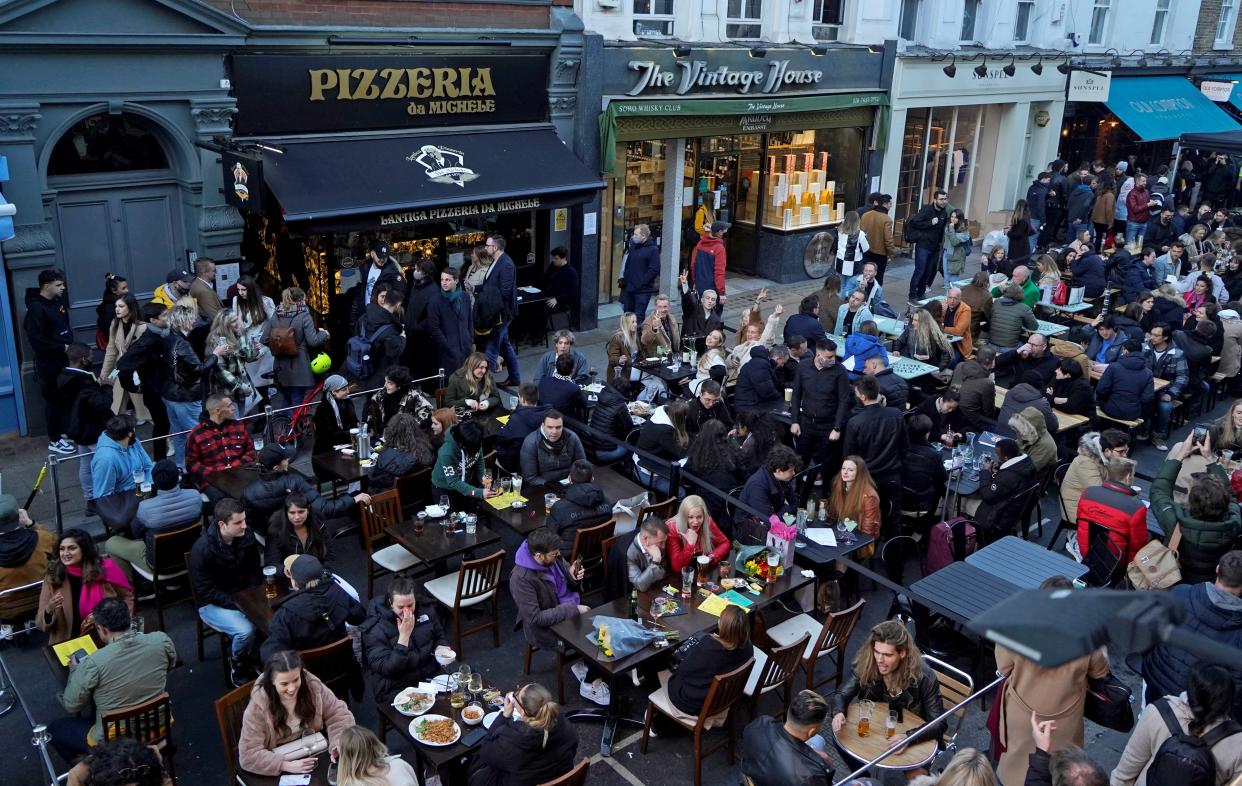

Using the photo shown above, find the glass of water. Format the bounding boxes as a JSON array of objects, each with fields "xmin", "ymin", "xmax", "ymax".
[
  {"xmin": 512, "ymin": 475, "xmax": 523, "ymax": 498},
  {"xmin": 253, "ymin": 434, "xmax": 265, "ymax": 452},
  {"xmin": 465, "ymin": 514, "xmax": 477, "ymax": 536}
]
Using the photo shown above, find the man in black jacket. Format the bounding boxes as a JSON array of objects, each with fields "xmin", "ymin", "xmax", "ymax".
[
  {"xmin": 496, "ymin": 384, "xmax": 548, "ymax": 471},
  {"xmin": 686, "ymin": 380, "xmax": 733, "ymax": 436},
  {"xmin": 905, "ymin": 189, "xmax": 949, "ymax": 300},
  {"xmin": 790, "ymin": 338, "xmax": 849, "ymax": 491},
  {"xmin": 478, "ymin": 234, "xmax": 521, "ymax": 386},
  {"xmin": 360, "ymin": 577, "xmax": 453, "ymax": 702},
  {"xmin": 59, "ymin": 344, "xmax": 113, "ymax": 511},
  {"xmin": 913, "ymin": 388, "xmax": 962, "ymax": 446},
  {"xmin": 24, "ymin": 269, "xmax": 74, "ymax": 454},
  {"xmin": 241, "ymin": 444, "xmax": 369, "ymax": 535},
  {"xmin": 968, "ymin": 438, "xmax": 1038, "ymax": 539},
  {"xmin": 116, "ymin": 303, "xmax": 171, "ymax": 460},
  {"xmin": 740, "ymin": 690, "xmax": 834, "ymax": 786},
  {"xmin": 1043, "ymin": 159, "xmax": 1069, "ymax": 246},
  {"xmin": 188, "ymin": 498, "xmax": 263, "ymax": 685},
  {"xmin": 356, "ymin": 288, "xmax": 407, "ymax": 389},
  {"xmin": 1024, "ymin": 716, "xmax": 1105, "ymax": 786},
  {"xmin": 1145, "ymin": 203, "xmax": 1178, "ymax": 253},
  {"xmin": 353, "ymin": 241, "xmax": 405, "ymax": 331},
  {"xmin": 1175, "ymin": 319, "xmax": 1217, "ymax": 410},
  {"xmin": 260, "ymin": 555, "xmax": 366, "ymax": 667},
  {"xmin": 1026, "ymin": 172, "xmax": 1051, "ymax": 253},
  {"xmin": 844, "ymin": 374, "xmax": 906, "ymax": 534},
  {"xmin": 546, "ymin": 461, "xmax": 612, "ymax": 550},
  {"xmin": 995, "ymin": 333, "xmax": 1057, "ymax": 389}
]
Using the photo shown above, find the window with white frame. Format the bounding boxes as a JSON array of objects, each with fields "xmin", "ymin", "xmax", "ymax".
[
  {"xmin": 633, "ymin": 0, "xmax": 675, "ymax": 37},
  {"xmin": 1088, "ymin": 0, "xmax": 1111, "ymax": 45},
  {"xmin": 1218, "ymin": 0, "xmax": 1237, "ymax": 45},
  {"xmin": 1148, "ymin": 0, "xmax": 1171, "ymax": 44},
  {"xmin": 961, "ymin": 0, "xmax": 982, "ymax": 42},
  {"xmin": 898, "ymin": 0, "xmax": 921, "ymax": 41},
  {"xmin": 726, "ymin": 0, "xmax": 763, "ymax": 39},
  {"xmin": 1014, "ymin": 0, "xmax": 1034, "ymax": 43},
  {"xmin": 812, "ymin": 0, "xmax": 844, "ymax": 41}
]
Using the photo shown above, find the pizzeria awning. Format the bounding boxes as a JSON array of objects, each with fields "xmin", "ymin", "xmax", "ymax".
[
  {"xmin": 1104, "ymin": 76, "xmax": 1239, "ymax": 142},
  {"xmin": 234, "ymin": 126, "xmax": 603, "ymax": 232}
]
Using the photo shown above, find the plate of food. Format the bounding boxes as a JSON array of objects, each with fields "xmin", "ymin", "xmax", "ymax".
[
  {"xmin": 483, "ymin": 710, "xmax": 501, "ymax": 729},
  {"xmin": 461, "ymin": 704, "xmax": 486, "ymax": 726},
  {"xmin": 410, "ymin": 715, "xmax": 461, "ymax": 747},
  {"xmin": 392, "ymin": 688, "xmax": 435, "ymax": 717}
]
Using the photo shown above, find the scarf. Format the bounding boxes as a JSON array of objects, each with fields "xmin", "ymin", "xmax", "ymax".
[
  {"xmin": 540, "ymin": 427, "xmax": 567, "ymax": 455},
  {"xmin": 323, "ymin": 374, "xmax": 348, "ymax": 428},
  {"xmin": 442, "ymin": 288, "xmax": 462, "ymax": 307},
  {"xmin": 66, "ymin": 560, "xmax": 132, "ymax": 620}
]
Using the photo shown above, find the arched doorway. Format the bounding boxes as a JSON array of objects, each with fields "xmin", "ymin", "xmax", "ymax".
[{"xmin": 47, "ymin": 111, "xmax": 187, "ymax": 336}]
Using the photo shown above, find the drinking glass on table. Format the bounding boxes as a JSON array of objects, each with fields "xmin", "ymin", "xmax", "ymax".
[
  {"xmin": 468, "ymin": 672, "xmax": 483, "ymax": 698},
  {"xmin": 131, "ymin": 468, "xmax": 145, "ymax": 490},
  {"xmin": 457, "ymin": 663, "xmax": 471, "ymax": 687},
  {"xmin": 886, "ymin": 710, "xmax": 898, "ymax": 739},
  {"xmin": 450, "ymin": 687, "xmax": 466, "ymax": 710},
  {"xmin": 439, "ymin": 494, "xmax": 450, "ymax": 515},
  {"xmin": 414, "ymin": 512, "xmax": 427, "ymax": 535},
  {"xmin": 512, "ymin": 475, "xmax": 523, "ymax": 498},
  {"xmin": 680, "ymin": 567, "xmax": 694, "ymax": 599},
  {"xmin": 465, "ymin": 514, "xmax": 477, "ymax": 536},
  {"xmin": 482, "ymin": 470, "xmax": 493, "ymax": 492},
  {"xmin": 856, "ymin": 700, "xmax": 874, "ymax": 736},
  {"xmin": 500, "ymin": 476, "xmax": 512, "ymax": 495}
]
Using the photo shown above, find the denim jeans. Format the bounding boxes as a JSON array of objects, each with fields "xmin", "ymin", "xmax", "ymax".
[
  {"xmin": 1153, "ymin": 397, "xmax": 1176, "ymax": 436},
  {"xmin": 164, "ymin": 399, "xmax": 201, "ymax": 470},
  {"xmin": 1028, "ymin": 219, "xmax": 1042, "ymax": 254},
  {"xmin": 1126, "ymin": 220, "xmax": 1147, "ymax": 246},
  {"xmin": 48, "ymin": 715, "xmax": 93, "ymax": 763},
  {"xmin": 485, "ymin": 323, "xmax": 521, "ymax": 383},
  {"xmin": 77, "ymin": 443, "xmax": 96, "ymax": 502},
  {"xmin": 634, "ymin": 462, "xmax": 671, "ymax": 496},
  {"xmin": 594, "ymin": 444, "xmax": 629, "ymax": 463},
  {"xmin": 621, "ymin": 290, "xmax": 652, "ymax": 322},
  {"xmin": 910, "ymin": 246, "xmax": 935, "ymax": 300},
  {"xmin": 198, "ymin": 604, "xmax": 256, "ymax": 659}
]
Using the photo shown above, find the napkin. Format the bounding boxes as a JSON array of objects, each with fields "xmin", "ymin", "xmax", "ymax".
[{"xmin": 805, "ymin": 528, "xmax": 837, "ymax": 547}]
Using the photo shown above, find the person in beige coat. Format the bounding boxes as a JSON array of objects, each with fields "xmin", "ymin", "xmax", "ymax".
[
  {"xmin": 995, "ymin": 578, "xmax": 1111, "ymax": 786},
  {"xmin": 238, "ymin": 651, "xmax": 355, "ymax": 776},
  {"xmin": 98, "ymin": 294, "xmax": 151, "ymax": 421},
  {"xmin": 1060, "ymin": 431, "xmax": 1130, "ymax": 525},
  {"xmin": 1217, "ymin": 307, "xmax": 1242, "ymax": 380},
  {"xmin": 1111, "ymin": 663, "xmax": 1242, "ymax": 786}
]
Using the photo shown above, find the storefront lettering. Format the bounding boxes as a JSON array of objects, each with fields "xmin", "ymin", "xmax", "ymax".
[
  {"xmin": 309, "ymin": 67, "xmax": 497, "ymax": 101},
  {"xmin": 627, "ymin": 59, "xmax": 823, "ymax": 96},
  {"xmin": 379, "ymin": 197, "xmax": 542, "ymax": 226},
  {"xmin": 407, "ymin": 99, "xmax": 497, "ymax": 116},
  {"xmin": 970, "ymin": 68, "xmax": 1013, "ymax": 80},
  {"xmin": 738, "ymin": 114, "xmax": 773, "ymax": 132},
  {"xmin": 1127, "ymin": 97, "xmax": 1194, "ymax": 113}
]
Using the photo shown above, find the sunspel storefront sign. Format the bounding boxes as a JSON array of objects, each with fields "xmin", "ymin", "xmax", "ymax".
[
  {"xmin": 230, "ymin": 54, "xmax": 549, "ymax": 136},
  {"xmin": 604, "ymin": 46, "xmax": 880, "ymax": 99}
]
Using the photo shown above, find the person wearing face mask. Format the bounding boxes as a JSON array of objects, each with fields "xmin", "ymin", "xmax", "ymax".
[
  {"xmin": 312, "ymin": 375, "xmax": 358, "ymax": 454},
  {"xmin": 622, "ymin": 224, "xmax": 661, "ymax": 322},
  {"xmin": 402, "ymin": 258, "xmax": 440, "ymax": 380},
  {"xmin": 469, "ymin": 681, "xmax": 580, "ymax": 786},
  {"xmin": 361, "ymin": 577, "xmax": 453, "ymax": 703},
  {"xmin": 679, "ymin": 270, "xmax": 724, "ymax": 353}
]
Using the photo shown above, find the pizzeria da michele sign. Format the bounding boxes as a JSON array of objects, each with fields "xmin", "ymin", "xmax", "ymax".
[{"xmin": 230, "ymin": 54, "xmax": 549, "ymax": 137}]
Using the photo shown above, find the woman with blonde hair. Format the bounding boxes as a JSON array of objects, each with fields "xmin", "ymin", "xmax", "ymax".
[
  {"xmin": 205, "ymin": 308, "xmax": 257, "ymax": 417},
  {"xmin": 728, "ymin": 295, "xmax": 783, "ymax": 379},
  {"xmin": 836, "ymin": 210, "xmax": 870, "ymax": 278},
  {"xmin": 232, "ymin": 274, "xmax": 276, "ymax": 390},
  {"xmin": 334, "ymin": 725, "xmax": 418, "ymax": 786},
  {"xmin": 827, "ymin": 455, "xmax": 881, "ymax": 546},
  {"xmin": 926, "ymin": 748, "xmax": 997, "ymax": 786},
  {"xmin": 665, "ymin": 494, "xmax": 730, "ymax": 572},
  {"xmin": 893, "ymin": 308, "xmax": 954, "ymax": 368},
  {"xmin": 607, "ymin": 312, "xmax": 666, "ymax": 402},
  {"xmin": 830, "ymin": 620, "xmax": 945, "ymax": 748},
  {"xmin": 1034, "ymin": 254, "xmax": 1062, "ymax": 303},
  {"xmin": 1214, "ymin": 398, "xmax": 1242, "ymax": 452},
  {"xmin": 468, "ymin": 682, "xmax": 579, "ymax": 786},
  {"xmin": 464, "ymin": 244, "xmax": 492, "ymax": 292},
  {"xmin": 444, "ymin": 351, "xmax": 504, "ymax": 432}
]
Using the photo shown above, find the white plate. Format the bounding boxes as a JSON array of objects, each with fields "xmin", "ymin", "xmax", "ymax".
[
  {"xmin": 391, "ymin": 688, "xmax": 436, "ymax": 717},
  {"xmin": 430, "ymin": 674, "xmax": 456, "ymax": 693},
  {"xmin": 409, "ymin": 714, "xmax": 462, "ymax": 747},
  {"xmin": 483, "ymin": 710, "xmax": 500, "ymax": 729},
  {"xmin": 424, "ymin": 505, "xmax": 446, "ymax": 518}
]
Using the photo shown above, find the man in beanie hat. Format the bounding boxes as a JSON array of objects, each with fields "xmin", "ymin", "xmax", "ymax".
[
  {"xmin": 240, "ymin": 443, "xmax": 369, "ymax": 537},
  {"xmin": 0, "ymin": 494, "xmax": 57, "ymax": 619},
  {"xmin": 259, "ymin": 555, "xmax": 366, "ymax": 675},
  {"xmin": 105, "ymin": 459, "xmax": 203, "ymax": 584}
]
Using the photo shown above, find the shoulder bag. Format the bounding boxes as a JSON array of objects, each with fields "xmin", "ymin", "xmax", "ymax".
[
  {"xmin": 1084, "ymin": 671, "xmax": 1135, "ymax": 733},
  {"xmin": 1126, "ymin": 526, "xmax": 1182, "ymax": 591},
  {"xmin": 271, "ymin": 731, "xmax": 327, "ymax": 761}
]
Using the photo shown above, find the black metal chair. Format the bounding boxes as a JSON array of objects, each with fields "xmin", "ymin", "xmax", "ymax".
[{"xmin": 1083, "ymin": 520, "xmax": 1125, "ymax": 587}]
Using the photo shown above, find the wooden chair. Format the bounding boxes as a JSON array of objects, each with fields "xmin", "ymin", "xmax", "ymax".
[
  {"xmin": 600, "ymin": 534, "xmax": 623, "ymax": 599},
  {"xmin": 360, "ymin": 489, "xmax": 420, "ymax": 597},
  {"xmin": 744, "ymin": 633, "xmax": 809, "ymax": 718},
  {"xmin": 537, "ymin": 757, "xmax": 589, "ymax": 786},
  {"xmin": 299, "ymin": 636, "xmax": 355, "ymax": 701},
  {"xmin": 523, "ymin": 642, "xmax": 572, "ymax": 703},
  {"xmin": 102, "ymin": 691, "xmax": 176, "ymax": 781},
  {"xmin": 214, "ymin": 680, "xmax": 254, "ymax": 785},
  {"xmin": 0, "ymin": 579, "xmax": 43, "ymax": 642},
  {"xmin": 924, "ymin": 655, "xmax": 973, "ymax": 754},
  {"xmin": 424, "ymin": 549, "xmax": 504, "ymax": 654},
  {"xmin": 765, "ymin": 599, "xmax": 865, "ymax": 692},
  {"xmin": 393, "ymin": 467, "xmax": 432, "ymax": 517},
  {"xmin": 640, "ymin": 657, "xmax": 755, "ymax": 786},
  {"xmin": 636, "ymin": 496, "xmax": 677, "ymax": 527},
  {"xmin": 570, "ymin": 518, "xmax": 616, "ymax": 601},
  {"xmin": 185, "ymin": 552, "xmax": 230, "ymax": 683},
  {"xmin": 130, "ymin": 520, "xmax": 201, "ymax": 631}
]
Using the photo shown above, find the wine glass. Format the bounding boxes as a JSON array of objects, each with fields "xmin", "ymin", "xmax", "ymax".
[{"xmin": 468, "ymin": 672, "xmax": 483, "ymax": 698}]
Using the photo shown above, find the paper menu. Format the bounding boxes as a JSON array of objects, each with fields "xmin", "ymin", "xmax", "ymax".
[
  {"xmin": 52, "ymin": 634, "xmax": 97, "ymax": 666},
  {"xmin": 804, "ymin": 528, "xmax": 838, "ymax": 547}
]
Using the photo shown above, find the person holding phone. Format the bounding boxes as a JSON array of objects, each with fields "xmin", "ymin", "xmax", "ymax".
[{"xmin": 1150, "ymin": 431, "xmax": 1242, "ymax": 584}]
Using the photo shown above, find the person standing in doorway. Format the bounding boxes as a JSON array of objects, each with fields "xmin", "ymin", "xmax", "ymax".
[
  {"xmin": 622, "ymin": 224, "xmax": 660, "ymax": 322},
  {"xmin": 476, "ymin": 234, "xmax": 520, "ymax": 386},
  {"xmin": 905, "ymin": 190, "xmax": 949, "ymax": 301},
  {"xmin": 543, "ymin": 246, "xmax": 579, "ymax": 326},
  {"xmin": 24, "ymin": 269, "xmax": 75, "ymax": 455}
]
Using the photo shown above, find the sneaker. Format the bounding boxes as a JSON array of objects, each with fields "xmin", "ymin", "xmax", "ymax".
[
  {"xmin": 1065, "ymin": 535, "xmax": 1083, "ymax": 563},
  {"xmin": 48, "ymin": 439, "xmax": 75, "ymax": 455},
  {"xmin": 229, "ymin": 657, "xmax": 250, "ymax": 688},
  {"xmin": 570, "ymin": 661, "xmax": 588, "ymax": 684},
  {"xmin": 135, "ymin": 419, "xmax": 149, "ymax": 427},
  {"xmin": 1153, "ymin": 436, "xmax": 1169, "ymax": 451},
  {"xmin": 580, "ymin": 680, "xmax": 611, "ymax": 706}
]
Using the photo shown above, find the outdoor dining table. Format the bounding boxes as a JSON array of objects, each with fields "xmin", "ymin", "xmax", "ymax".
[
  {"xmin": 908, "ymin": 560, "xmax": 1025, "ymax": 625},
  {"xmin": 233, "ymin": 574, "xmax": 291, "ymax": 638},
  {"xmin": 793, "ymin": 526, "xmax": 876, "ymax": 571},
  {"xmin": 890, "ymin": 356, "xmax": 940, "ymax": 381},
  {"xmin": 552, "ymin": 567, "xmax": 814, "ymax": 756},
  {"xmin": 208, "ymin": 464, "xmax": 264, "ymax": 501},
  {"xmin": 479, "ymin": 466, "xmax": 647, "ymax": 536},
  {"xmin": 833, "ymin": 700, "xmax": 938, "ymax": 772},
  {"xmin": 634, "ymin": 358, "xmax": 696, "ymax": 386},
  {"xmin": 992, "ymin": 386, "xmax": 1088, "ymax": 433},
  {"xmin": 240, "ymin": 751, "xmax": 332, "ymax": 786},
  {"xmin": 1027, "ymin": 318, "xmax": 1070, "ymax": 337},
  {"xmin": 312, "ymin": 450, "xmax": 369, "ymax": 490},
  {"xmin": 966, "ymin": 535, "xmax": 1088, "ymax": 589},
  {"xmin": 386, "ymin": 517, "xmax": 501, "ymax": 574}
]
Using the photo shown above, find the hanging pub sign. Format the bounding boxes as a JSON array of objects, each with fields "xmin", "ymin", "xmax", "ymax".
[
  {"xmin": 221, "ymin": 150, "xmax": 264, "ymax": 215},
  {"xmin": 229, "ymin": 54, "xmax": 550, "ymax": 136}
]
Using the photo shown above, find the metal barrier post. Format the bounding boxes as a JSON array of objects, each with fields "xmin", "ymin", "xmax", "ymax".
[
  {"xmin": 263, "ymin": 403, "xmax": 274, "ymax": 442},
  {"xmin": 0, "ymin": 652, "xmax": 62, "ymax": 786},
  {"xmin": 47, "ymin": 455, "xmax": 63, "ymax": 537}
]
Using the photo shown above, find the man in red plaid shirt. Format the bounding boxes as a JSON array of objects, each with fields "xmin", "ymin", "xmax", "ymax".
[{"xmin": 186, "ymin": 392, "xmax": 256, "ymax": 501}]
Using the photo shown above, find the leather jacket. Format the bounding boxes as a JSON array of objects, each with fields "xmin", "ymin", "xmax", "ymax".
[
  {"xmin": 831, "ymin": 663, "xmax": 947, "ymax": 744},
  {"xmin": 740, "ymin": 716, "xmax": 833, "ymax": 786}
]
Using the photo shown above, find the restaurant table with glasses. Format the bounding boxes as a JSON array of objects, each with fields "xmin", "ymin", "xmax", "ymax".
[
  {"xmin": 480, "ymin": 466, "xmax": 646, "ymax": 536},
  {"xmin": 233, "ymin": 573, "xmax": 291, "ymax": 637},
  {"xmin": 634, "ymin": 357, "xmax": 696, "ymax": 386},
  {"xmin": 1037, "ymin": 299, "xmax": 1093, "ymax": 316},
  {"xmin": 833, "ymin": 699, "xmax": 938, "ymax": 772},
  {"xmin": 385, "ymin": 513, "xmax": 501, "ymax": 574},
  {"xmin": 966, "ymin": 535, "xmax": 1088, "ymax": 588},
  {"xmin": 890, "ymin": 356, "xmax": 940, "ymax": 381},
  {"xmin": 312, "ymin": 450, "xmax": 369, "ymax": 490},
  {"xmin": 793, "ymin": 525, "xmax": 877, "ymax": 571},
  {"xmin": 552, "ymin": 567, "xmax": 814, "ymax": 756},
  {"xmin": 1026, "ymin": 318, "xmax": 1070, "ymax": 337}
]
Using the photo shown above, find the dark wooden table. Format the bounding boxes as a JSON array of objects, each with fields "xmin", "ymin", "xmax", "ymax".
[
  {"xmin": 239, "ymin": 751, "xmax": 331, "ymax": 786},
  {"xmin": 966, "ymin": 535, "xmax": 1088, "ymax": 589},
  {"xmin": 793, "ymin": 527, "xmax": 876, "ymax": 570},
  {"xmin": 313, "ymin": 451, "xmax": 368, "ymax": 484},
  {"xmin": 480, "ymin": 467, "xmax": 647, "ymax": 536},
  {"xmin": 909, "ymin": 561, "xmax": 1022, "ymax": 625},
  {"xmin": 634, "ymin": 359, "xmax": 695, "ymax": 386},
  {"xmin": 377, "ymin": 683, "xmax": 499, "ymax": 786},
  {"xmin": 209, "ymin": 464, "xmax": 265, "ymax": 501},
  {"xmin": 233, "ymin": 577, "xmax": 290, "ymax": 638},
  {"xmin": 386, "ymin": 519, "xmax": 502, "ymax": 571},
  {"xmin": 552, "ymin": 568, "xmax": 814, "ymax": 755}
]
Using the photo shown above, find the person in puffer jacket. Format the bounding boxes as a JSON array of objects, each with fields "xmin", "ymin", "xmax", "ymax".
[
  {"xmin": 996, "ymin": 371, "xmax": 1058, "ymax": 439},
  {"xmin": 545, "ymin": 460, "xmax": 612, "ymax": 550},
  {"xmin": 365, "ymin": 413, "xmax": 434, "ymax": 491},
  {"xmin": 241, "ymin": 444, "xmax": 366, "ymax": 529},
  {"xmin": 360, "ymin": 577, "xmax": 452, "ymax": 703},
  {"xmin": 951, "ymin": 349, "xmax": 999, "ymax": 433},
  {"xmin": 988, "ymin": 285, "xmax": 1039, "ymax": 350},
  {"xmin": 734, "ymin": 345, "xmax": 782, "ymax": 413},
  {"xmin": 260, "ymin": 555, "xmax": 365, "ymax": 665},
  {"xmin": 585, "ymin": 379, "xmax": 632, "ymax": 463},
  {"xmin": 1008, "ymin": 406, "xmax": 1057, "ymax": 475},
  {"xmin": 841, "ymin": 326, "xmax": 889, "ymax": 376},
  {"xmin": 1096, "ymin": 341, "xmax": 1154, "ymax": 422},
  {"xmin": 519, "ymin": 410, "xmax": 586, "ymax": 487}
]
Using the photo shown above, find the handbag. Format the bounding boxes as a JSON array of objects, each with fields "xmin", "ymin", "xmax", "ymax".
[
  {"xmin": 1084, "ymin": 672, "xmax": 1135, "ymax": 733},
  {"xmin": 1126, "ymin": 527, "xmax": 1182, "ymax": 590},
  {"xmin": 271, "ymin": 731, "xmax": 327, "ymax": 761}
]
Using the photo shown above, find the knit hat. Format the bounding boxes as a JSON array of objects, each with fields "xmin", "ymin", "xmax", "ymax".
[
  {"xmin": 0, "ymin": 494, "xmax": 19, "ymax": 531},
  {"xmin": 1116, "ymin": 161, "xmax": 1129, "ymax": 173},
  {"xmin": 258, "ymin": 443, "xmax": 291, "ymax": 469},
  {"xmin": 290, "ymin": 555, "xmax": 326, "ymax": 587}
]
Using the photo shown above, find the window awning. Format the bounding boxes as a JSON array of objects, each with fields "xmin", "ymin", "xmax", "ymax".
[
  {"xmin": 1104, "ymin": 76, "xmax": 1240, "ymax": 142},
  {"xmin": 1212, "ymin": 73, "xmax": 1242, "ymax": 111},
  {"xmin": 252, "ymin": 127, "xmax": 603, "ymax": 232}
]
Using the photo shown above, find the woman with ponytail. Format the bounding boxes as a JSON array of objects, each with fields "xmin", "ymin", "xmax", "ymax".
[
  {"xmin": 1112, "ymin": 662, "xmax": 1242, "ymax": 785},
  {"xmin": 468, "ymin": 682, "xmax": 578, "ymax": 786},
  {"xmin": 334, "ymin": 725, "xmax": 418, "ymax": 786}
]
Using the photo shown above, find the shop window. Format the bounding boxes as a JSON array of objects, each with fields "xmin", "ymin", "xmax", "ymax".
[
  {"xmin": 1218, "ymin": 0, "xmax": 1237, "ymax": 46},
  {"xmin": 895, "ymin": 106, "xmax": 985, "ymax": 228},
  {"xmin": 812, "ymin": 0, "xmax": 844, "ymax": 41},
  {"xmin": 1013, "ymin": 0, "xmax": 1033, "ymax": 43},
  {"xmin": 1150, "ymin": 0, "xmax": 1171, "ymax": 45},
  {"xmin": 633, "ymin": 0, "xmax": 675, "ymax": 37},
  {"xmin": 961, "ymin": 0, "xmax": 981, "ymax": 42},
  {"xmin": 1088, "ymin": 0, "xmax": 1111, "ymax": 46},
  {"xmin": 748, "ymin": 128, "xmax": 863, "ymax": 231},
  {"xmin": 48, "ymin": 113, "xmax": 168, "ymax": 176},
  {"xmin": 725, "ymin": 0, "xmax": 763, "ymax": 40},
  {"xmin": 898, "ymin": 0, "xmax": 921, "ymax": 41}
]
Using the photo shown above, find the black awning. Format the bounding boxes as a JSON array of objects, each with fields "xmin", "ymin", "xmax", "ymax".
[
  {"xmin": 1180, "ymin": 130, "xmax": 1242, "ymax": 155},
  {"xmin": 257, "ymin": 127, "xmax": 603, "ymax": 231}
]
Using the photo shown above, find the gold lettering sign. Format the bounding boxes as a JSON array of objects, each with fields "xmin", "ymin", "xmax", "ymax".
[
  {"xmin": 380, "ymin": 197, "xmax": 542, "ymax": 226},
  {"xmin": 308, "ymin": 67, "xmax": 497, "ymax": 101}
]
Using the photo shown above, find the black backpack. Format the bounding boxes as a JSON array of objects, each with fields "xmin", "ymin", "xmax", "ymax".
[
  {"xmin": 343, "ymin": 322, "xmax": 391, "ymax": 381},
  {"xmin": 902, "ymin": 214, "xmax": 922, "ymax": 245},
  {"xmin": 1147, "ymin": 698, "xmax": 1242, "ymax": 786}
]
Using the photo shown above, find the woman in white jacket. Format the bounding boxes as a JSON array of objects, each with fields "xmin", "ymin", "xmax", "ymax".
[{"xmin": 836, "ymin": 210, "xmax": 870, "ymax": 279}]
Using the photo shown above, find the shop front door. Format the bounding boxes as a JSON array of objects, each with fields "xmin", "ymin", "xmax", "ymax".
[{"xmin": 52, "ymin": 180, "xmax": 185, "ymax": 341}]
